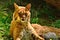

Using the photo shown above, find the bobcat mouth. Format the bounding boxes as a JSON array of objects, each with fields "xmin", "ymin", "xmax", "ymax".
[
  {"xmin": 22, "ymin": 18, "xmax": 25, "ymax": 21},
  {"xmin": 21, "ymin": 18, "xmax": 28, "ymax": 22},
  {"xmin": 21, "ymin": 18, "xmax": 26, "ymax": 22}
]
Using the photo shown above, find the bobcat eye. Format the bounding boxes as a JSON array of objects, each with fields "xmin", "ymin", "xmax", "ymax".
[
  {"xmin": 18, "ymin": 13, "xmax": 22, "ymax": 17},
  {"xmin": 15, "ymin": 17, "xmax": 17, "ymax": 20},
  {"xmin": 25, "ymin": 13, "xmax": 27, "ymax": 16}
]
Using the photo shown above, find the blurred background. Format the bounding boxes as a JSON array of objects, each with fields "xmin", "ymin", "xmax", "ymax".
[{"xmin": 0, "ymin": 0, "xmax": 60, "ymax": 40}]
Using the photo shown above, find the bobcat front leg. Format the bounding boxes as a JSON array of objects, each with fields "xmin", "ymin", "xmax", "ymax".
[
  {"xmin": 13, "ymin": 28, "xmax": 23, "ymax": 40},
  {"xmin": 28, "ymin": 22, "xmax": 44, "ymax": 40}
]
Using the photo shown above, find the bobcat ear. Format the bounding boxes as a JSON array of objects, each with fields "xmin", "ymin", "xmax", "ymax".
[
  {"xmin": 25, "ymin": 3, "xmax": 31, "ymax": 11},
  {"xmin": 14, "ymin": 3, "xmax": 19, "ymax": 10}
]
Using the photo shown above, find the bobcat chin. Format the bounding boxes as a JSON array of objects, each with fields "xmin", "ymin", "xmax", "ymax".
[{"xmin": 10, "ymin": 3, "xmax": 44, "ymax": 40}]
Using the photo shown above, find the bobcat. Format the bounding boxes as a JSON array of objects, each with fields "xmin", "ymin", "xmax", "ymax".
[{"xmin": 10, "ymin": 3, "xmax": 44, "ymax": 40}]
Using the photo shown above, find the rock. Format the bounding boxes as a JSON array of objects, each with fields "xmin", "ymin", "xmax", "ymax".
[{"xmin": 43, "ymin": 32, "xmax": 58, "ymax": 40}]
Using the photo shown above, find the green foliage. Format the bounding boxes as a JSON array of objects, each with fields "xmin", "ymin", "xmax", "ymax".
[
  {"xmin": 51, "ymin": 20, "xmax": 60, "ymax": 28},
  {"xmin": 0, "ymin": 2, "xmax": 12, "ymax": 40},
  {"xmin": 31, "ymin": 8, "xmax": 53, "ymax": 26},
  {"xmin": 31, "ymin": 18, "xmax": 39, "ymax": 23}
]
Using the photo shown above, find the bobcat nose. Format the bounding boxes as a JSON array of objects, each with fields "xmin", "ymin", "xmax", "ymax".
[
  {"xmin": 22, "ymin": 15, "xmax": 25, "ymax": 18},
  {"xmin": 21, "ymin": 15, "xmax": 26, "ymax": 21}
]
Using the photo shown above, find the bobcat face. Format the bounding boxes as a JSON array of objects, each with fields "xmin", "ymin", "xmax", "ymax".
[{"xmin": 13, "ymin": 3, "xmax": 31, "ymax": 23}]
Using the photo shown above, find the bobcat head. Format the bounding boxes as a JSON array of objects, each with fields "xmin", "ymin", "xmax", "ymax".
[{"xmin": 13, "ymin": 3, "xmax": 31, "ymax": 24}]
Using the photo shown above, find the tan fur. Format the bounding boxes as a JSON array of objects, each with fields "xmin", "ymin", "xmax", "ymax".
[
  {"xmin": 32, "ymin": 24, "xmax": 60, "ymax": 36},
  {"xmin": 10, "ymin": 3, "xmax": 44, "ymax": 40}
]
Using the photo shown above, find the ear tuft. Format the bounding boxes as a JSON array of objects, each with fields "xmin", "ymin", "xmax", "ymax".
[
  {"xmin": 14, "ymin": 3, "xmax": 19, "ymax": 10},
  {"xmin": 25, "ymin": 3, "xmax": 31, "ymax": 11}
]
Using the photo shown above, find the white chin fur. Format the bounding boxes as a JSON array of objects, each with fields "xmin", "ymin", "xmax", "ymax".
[{"xmin": 16, "ymin": 38, "xmax": 20, "ymax": 40}]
